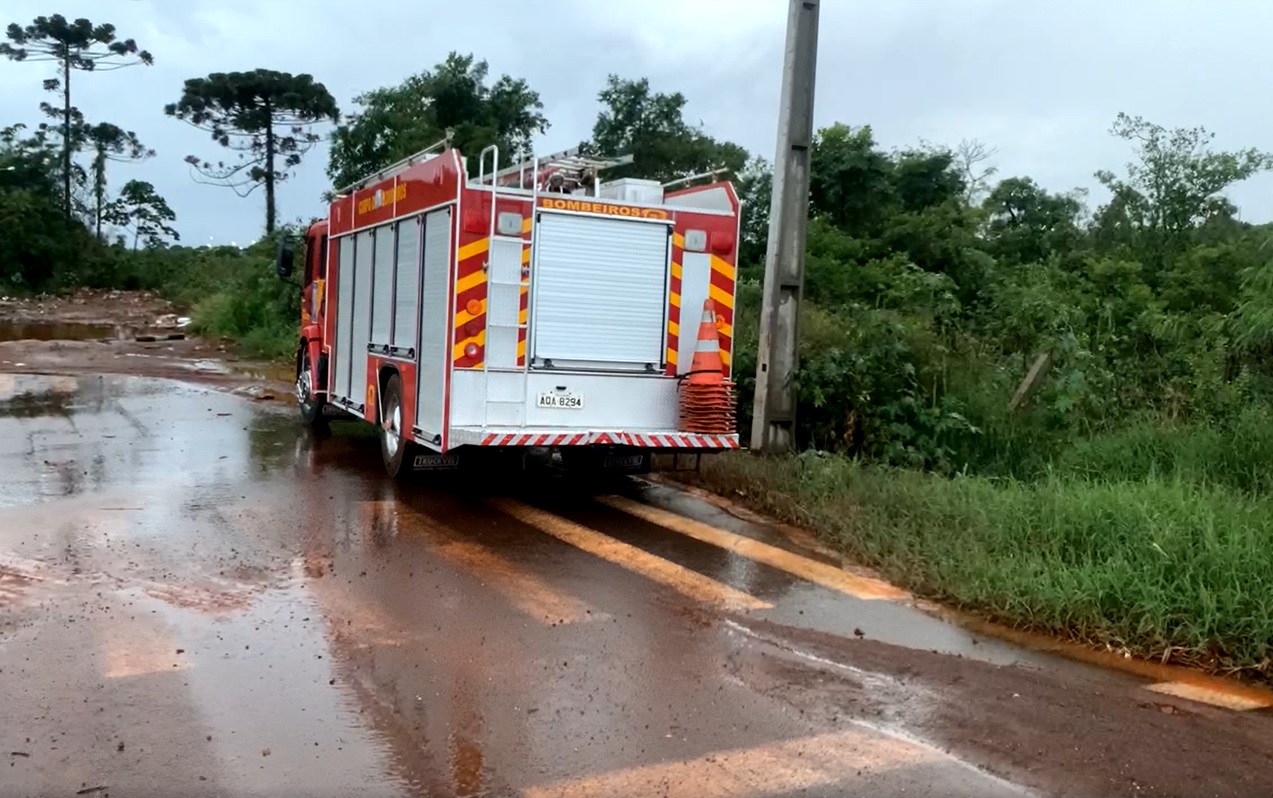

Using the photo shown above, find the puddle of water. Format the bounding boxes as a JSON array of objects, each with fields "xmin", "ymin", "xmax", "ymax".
[
  {"xmin": 180, "ymin": 359, "xmax": 233, "ymax": 375},
  {"xmin": 0, "ymin": 372, "xmax": 81, "ymax": 418},
  {"xmin": 0, "ymin": 320, "xmax": 118, "ymax": 342}
]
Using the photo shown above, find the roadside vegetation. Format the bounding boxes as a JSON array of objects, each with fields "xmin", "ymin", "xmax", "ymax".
[{"xmin": 4, "ymin": 13, "xmax": 1273, "ymax": 677}]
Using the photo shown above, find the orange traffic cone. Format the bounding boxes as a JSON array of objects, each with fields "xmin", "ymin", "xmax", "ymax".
[
  {"xmin": 677, "ymin": 300, "xmax": 736, "ymax": 435},
  {"xmin": 686, "ymin": 300, "xmax": 726, "ymax": 384}
]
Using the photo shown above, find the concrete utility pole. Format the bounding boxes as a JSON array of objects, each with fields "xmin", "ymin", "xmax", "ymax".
[{"xmin": 751, "ymin": 0, "xmax": 820, "ymax": 453}]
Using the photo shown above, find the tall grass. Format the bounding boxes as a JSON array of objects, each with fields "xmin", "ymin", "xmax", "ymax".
[
  {"xmin": 1056, "ymin": 405, "xmax": 1273, "ymax": 496},
  {"xmin": 691, "ymin": 450, "xmax": 1273, "ymax": 677}
]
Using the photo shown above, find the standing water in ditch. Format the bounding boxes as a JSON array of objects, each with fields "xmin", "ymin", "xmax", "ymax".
[{"xmin": 0, "ymin": 320, "xmax": 119, "ymax": 342}]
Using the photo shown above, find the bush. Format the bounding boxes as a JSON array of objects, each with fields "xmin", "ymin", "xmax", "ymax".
[{"xmin": 184, "ymin": 244, "xmax": 298, "ymax": 360}]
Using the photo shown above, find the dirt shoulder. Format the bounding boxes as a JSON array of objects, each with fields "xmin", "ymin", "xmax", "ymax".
[
  {"xmin": 0, "ymin": 287, "xmax": 175, "ymax": 327},
  {"xmin": 0, "ymin": 289, "xmax": 292, "ymax": 397}
]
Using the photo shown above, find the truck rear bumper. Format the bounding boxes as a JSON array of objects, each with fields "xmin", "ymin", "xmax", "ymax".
[{"xmin": 447, "ymin": 427, "xmax": 740, "ymax": 450}]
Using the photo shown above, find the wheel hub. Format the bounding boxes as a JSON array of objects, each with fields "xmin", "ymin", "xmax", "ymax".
[
  {"xmin": 296, "ymin": 369, "xmax": 312, "ymax": 404},
  {"xmin": 383, "ymin": 399, "xmax": 402, "ymax": 458}
]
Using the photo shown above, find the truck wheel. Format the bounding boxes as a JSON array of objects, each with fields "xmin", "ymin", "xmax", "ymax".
[
  {"xmin": 297, "ymin": 349, "xmax": 325, "ymax": 427},
  {"xmin": 379, "ymin": 372, "xmax": 413, "ymax": 479}
]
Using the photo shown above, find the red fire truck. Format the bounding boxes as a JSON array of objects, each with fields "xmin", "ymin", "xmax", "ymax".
[{"xmin": 278, "ymin": 137, "xmax": 742, "ymax": 477}]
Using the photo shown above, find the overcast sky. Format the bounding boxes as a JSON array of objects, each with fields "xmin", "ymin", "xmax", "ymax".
[{"xmin": 2, "ymin": 0, "xmax": 1270, "ymax": 246}]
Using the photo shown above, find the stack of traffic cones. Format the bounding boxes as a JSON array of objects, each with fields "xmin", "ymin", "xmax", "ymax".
[{"xmin": 677, "ymin": 300, "xmax": 736, "ymax": 435}]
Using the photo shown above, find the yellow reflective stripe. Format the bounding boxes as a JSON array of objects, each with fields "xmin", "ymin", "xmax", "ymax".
[
  {"xmin": 456, "ymin": 270, "xmax": 486, "ymax": 296},
  {"xmin": 671, "ymin": 261, "xmax": 682, "ymax": 280},
  {"xmin": 710, "ymin": 255, "xmax": 735, "ymax": 281},
  {"xmin": 457, "ymin": 237, "xmax": 489, "ymax": 262},
  {"xmin": 709, "ymin": 283, "xmax": 734, "ymax": 310},
  {"xmin": 672, "ymin": 232, "xmax": 685, "ymax": 249}
]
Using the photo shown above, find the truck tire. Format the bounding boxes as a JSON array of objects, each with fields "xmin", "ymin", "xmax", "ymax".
[
  {"xmin": 379, "ymin": 372, "xmax": 413, "ymax": 479},
  {"xmin": 297, "ymin": 348, "xmax": 326, "ymax": 427}
]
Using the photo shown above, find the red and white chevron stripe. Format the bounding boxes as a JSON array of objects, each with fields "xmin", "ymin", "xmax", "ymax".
[
  {"xmin": 479, "ymin": 431, "xmax": 591, "ymax": 447},
  {"xmin": 476, "ymin": 430, "xmax": 740, "ymax": 449},
  {"xmin": 610, "ymin": 432, "xmax": 739, "ymax": 449}
]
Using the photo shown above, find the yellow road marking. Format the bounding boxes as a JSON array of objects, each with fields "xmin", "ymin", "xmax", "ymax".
[
  {"xmin": 490, "ymin": 499, "xmax": 770, "ymax": 611},
  {"xmin": 435, "ymin": 538, "xmax": 593, "ymax": 625},
  {"xmin": 1146, "ymin": 681, "xmax": 1273, "ymax": 711},
  {"xmin": 599, "ymin": 497, "xmax": 909, "ymax": 601},
  {"xmin": 399, "ymin": 505, "xmax": 594, "ymax": 625},
  {"xmin": 100, "ymin": 595, "xmax": 193, "ymax": 678},
  {"xmin": 520, "ymin": 728, "xmax": 937, "ymax": 798}
]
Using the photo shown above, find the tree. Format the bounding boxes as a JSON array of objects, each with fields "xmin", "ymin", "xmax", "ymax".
[
  {"xmin": 983, "ymin": 177, "xmax": 1085, "ymax": 265},
  {"xmin": 328, "ymin": 53, "xmax": 547, "ymax": 190},
  {"xmin": 0, "ymin": 14, "xmax": 152, "ymax": 221},
  {"xmin": 81, "ymin": 122, "xmax": 153, "ymax": 239},
  {"xmin": 586, "ymin": 75, "xmax": 747, "ymax": 183},
  {"xmin": 809, "ymin": 123, "xmax": 896, "ymax": 236},
  {"xmin": 166, "ymin": 69, "xmax": 339, "ymax": 233},
  {"xmin": 954, "ymin": 138, "xmax": 998, "ymax": 205},
  {"xmin": 1094, "ymin": 112, "xmax": 1273, "ymax": 278},
  {"xmin": 0, "ymin": 127, "xmax": 82, "ymax": 288},
  {"xmin": 104, "ymin": 179, "xmax": 178, "ymax": 249},
  {"xmin": 736, "ymin": 156, "xmax": 773, "ymax": 270}
]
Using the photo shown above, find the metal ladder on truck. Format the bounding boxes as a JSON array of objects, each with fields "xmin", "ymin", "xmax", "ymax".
[{"xmin": 477, "ymin": 145, "xmax": 532, "ymax": 428}]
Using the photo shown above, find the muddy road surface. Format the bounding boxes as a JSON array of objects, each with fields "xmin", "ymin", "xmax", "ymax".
[{"xmin": 4, "ymin": 373, "xmax": 1273, "ymax": 797}]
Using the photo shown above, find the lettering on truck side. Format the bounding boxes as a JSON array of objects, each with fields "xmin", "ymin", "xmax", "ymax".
[
  {"xmin": 357, "ymin": 183, "xmax": 407, "ymax": 216},
  {"xmin": 538, "ymin": 197, "xmax": 669, "ymax": 220}
]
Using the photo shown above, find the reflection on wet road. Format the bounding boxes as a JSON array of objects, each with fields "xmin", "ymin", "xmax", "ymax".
[{"xmin": 0, "ymin": 373, "xmax": 1147, "ymax": 796}]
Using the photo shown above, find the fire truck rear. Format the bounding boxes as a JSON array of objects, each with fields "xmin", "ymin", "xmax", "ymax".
[{"xmin": 279, "ymin": 138, "xmax": 742, "ymax": 477}]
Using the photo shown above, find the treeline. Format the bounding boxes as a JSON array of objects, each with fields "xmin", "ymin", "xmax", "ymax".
[{"xmin": 5, "ymin": 13, "xmax": 1273, "ymax": 477}]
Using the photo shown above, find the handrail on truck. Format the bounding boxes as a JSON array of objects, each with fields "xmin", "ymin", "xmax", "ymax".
[
  {"xmin": 477, "ymin": 144, "xmax": 500, "ymax": 189},
  {"xmin": 479, "ymin": 144, "xmax": 500, "ymax": 428},
  {"xmin": 332, "ymin": 129, "xmax": 455, "ymax": 197},
  {"xmin": 661, "ymin": 168, "xmax": 732, "ymax": 190}
]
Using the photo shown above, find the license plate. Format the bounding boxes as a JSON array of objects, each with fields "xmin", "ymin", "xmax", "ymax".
[
  {"xmin": 413, "ymin": 454, "xmax": 460, "ymax": 471},
  {"xmin": 537, "ymin": 391, "xmax": 583, "ymax": 409},
  {"xmin": 603, "ymin": 454, "xmax": 646, "ymax": 469}
]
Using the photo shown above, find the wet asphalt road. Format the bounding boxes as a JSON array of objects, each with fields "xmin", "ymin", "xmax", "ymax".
[{"xmin": 4, "ymin": 373, "xmax": 1273, "ymax": 797}]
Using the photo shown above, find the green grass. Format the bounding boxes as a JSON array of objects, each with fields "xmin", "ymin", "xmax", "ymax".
[
  {"xmin": 685, "ymin": 450, "xmax": 1273, "ymax": 678},
  {"xmin": 1055, "ymin": 406, "xmax": 1273, "ymax": 496}
]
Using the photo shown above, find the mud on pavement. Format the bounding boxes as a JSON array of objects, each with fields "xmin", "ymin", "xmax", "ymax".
[
  {"xmin": 0, "ymin": 289, "xmax": 291, "ymax": 395},
  {"xmin": 3, "ymin": 304, "xmax": 1273, "ymax": 795}
]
